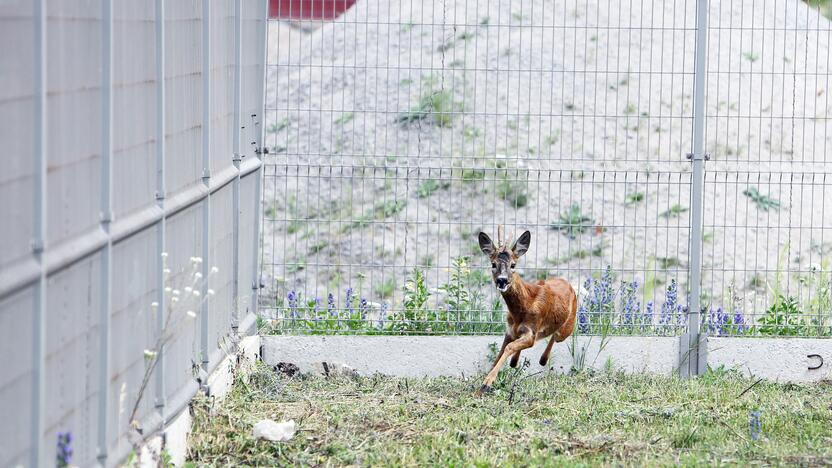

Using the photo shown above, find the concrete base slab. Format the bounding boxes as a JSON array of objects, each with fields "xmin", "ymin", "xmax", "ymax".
[
  {"xmin": 261, "ymin": 335, "xmax": 679, "ymax": 378},
  {"xmin": 708, "ymin": 337, "xmax": 832, "ymax": 382}
]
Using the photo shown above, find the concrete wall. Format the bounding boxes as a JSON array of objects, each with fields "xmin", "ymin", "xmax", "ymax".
[
  {"xmin": 0, "ymin": 1, "xmax": 267, "ymax": 466},
  {"xmin": 262, "ymin": 335, "xmax": 832, "ymax": 383}
]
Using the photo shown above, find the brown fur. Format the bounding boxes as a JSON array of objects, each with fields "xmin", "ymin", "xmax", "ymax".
[{"xmin": 475, "ymin": 230, "xmax": 578, "ymax": 396}]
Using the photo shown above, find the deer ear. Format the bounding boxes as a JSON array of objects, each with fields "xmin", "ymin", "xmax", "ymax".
[
  {"xmin": 478, "ymin": 232, "xmax": 495, "ymax": 256},
  {"xmin": 512, "ymin": 230, "xmax": 531, "ymax": 257}
]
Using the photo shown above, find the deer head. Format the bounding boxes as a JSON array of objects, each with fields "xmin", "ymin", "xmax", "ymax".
[{"xmin": 478, "ymin": 227, "xmax": 531, "ymax": 292}]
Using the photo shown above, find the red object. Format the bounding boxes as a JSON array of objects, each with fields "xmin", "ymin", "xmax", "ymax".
[{"xmin": 269, "ymin": 0, "xmax": 357, "ymax": 20}]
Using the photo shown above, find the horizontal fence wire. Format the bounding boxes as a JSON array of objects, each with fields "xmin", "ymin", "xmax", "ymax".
[{"xmin": 261, "ymin": 0, "xmax": 832, "ymax": 338}]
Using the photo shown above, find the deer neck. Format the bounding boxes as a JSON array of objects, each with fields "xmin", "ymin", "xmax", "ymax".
[{"xmin": 500, "ymin": 273, "xmax": 530, "ymax": 312}]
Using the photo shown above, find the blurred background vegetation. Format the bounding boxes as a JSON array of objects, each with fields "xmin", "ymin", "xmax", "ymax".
[{"xmin": 805, "ymin": 0, "xmax": 832, "ymax": 19}]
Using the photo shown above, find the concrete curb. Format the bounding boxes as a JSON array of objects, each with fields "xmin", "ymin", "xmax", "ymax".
[
  {"xmin": 261, "ymin": 335, "xmax": 679, "ymax": 378},
  {"xmin": 262, "ymin": 335, "xmax": 832, "ymax": 383}
]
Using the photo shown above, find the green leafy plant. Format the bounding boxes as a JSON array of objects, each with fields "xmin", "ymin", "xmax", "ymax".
[
  {"xmin": 396, "ymin": 89, "xmax": 456, "ymax": 127},
  {"xmin": 743, "ymin": 187, "xmax": 781, "ymax": 211},
  {"xmin": 416, "ymin": 179, "xmax": 449, "ymax": 198},
  {"xmin": 660, "ymin": 204, "xmax": 688, "ymax": 218},
  {"xmin": 335, "ymin": 112, "xmax": 354, "ymax": 125},
  {"xmin": 758, "ymin": 295, "xmax": 805, "ymax": 336},
  {"xmin": 375, "ymin": 278, "xmax": 396, "ymax": 299},
  {"xmin": 496, "ymin": 171, "xmax": 529, "ymax": 208},
  {"xmin": 625, "ymin": 192, "xmax": 644, "ymax": 205},
  {"xmin": 743, "ymin": 51, "xmax": 760, "ymax": 62},
  {"xmin": 551, "ymin": 203, "xmax": 595, "ymax": 238}
]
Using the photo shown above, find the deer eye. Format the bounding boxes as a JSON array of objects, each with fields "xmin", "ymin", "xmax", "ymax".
[
  {"xmin": 491, "ymin": 263, "xmax": 497, "ymax": 269},
  {"xmin": 511, "ymin": 263, "xmax": 516, "ymax": 268}
]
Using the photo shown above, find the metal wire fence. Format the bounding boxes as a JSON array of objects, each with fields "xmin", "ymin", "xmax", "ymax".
[{"xmin": 260, "ymin": 0, "xmax": 832, "ymax": 338}]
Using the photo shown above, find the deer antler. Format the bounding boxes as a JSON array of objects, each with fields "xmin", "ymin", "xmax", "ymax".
[{"xmin": 497, "ymin": 225, "xmax": 504, "ymax": 247}]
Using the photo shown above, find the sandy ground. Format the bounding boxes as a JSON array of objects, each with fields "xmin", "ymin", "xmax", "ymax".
[{"xmin": 260, "ymin": 0, "xmax": 832, "ymax": 322}]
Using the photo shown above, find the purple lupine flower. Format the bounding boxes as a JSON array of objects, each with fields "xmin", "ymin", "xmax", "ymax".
[
  {"xmin": 57, "ymin": 432, "xmax": 73, "ymax": 468},
  {"xmin": 312, "ymin": 297, "xmax": 321, "ymax": 322},
  {"xmin": 707, "ymin": 307, "xmax": 729, "ymax": 336},
  {"xmin": 733, "ymin": 308, "xmax": 746, "ymax": 334},
  {"xmin": 345, "ymin": 287, "xmax": 354, "ymax": 314},
  {"xmin": 378, "ymin": 302, "xmax": 389, "ymax": 328},
  {"xmin": 287, "ymin": 290, "xmax": 299, "ymax": 319},
  {"xmin": 580, "ymin": 267, "xmax": 617, "ymax": 332},
  {"xmin": 577, "ymin": 303, "xmax": 590, "ymax": 333},
  {"xmin": 593, "ymin": 266, "xmax": 616, "ymax": 311},
  {"xmin": 359, "ymin": 297, "xmax": 369, "ymax": 320},
  {"xmin": 620, "ymin": 280, "xmax": 640, "ymax": 327},
  {"xmin": 327, "ymin": 293, "xmax": 336, "ymax": 316},
  {"xmin": 659, "ymin": 279, "xmax": 678, "ymax": 331},
  {"xmin": 643, "ymin": 301, "xmax": 655, "ymax": 332}
]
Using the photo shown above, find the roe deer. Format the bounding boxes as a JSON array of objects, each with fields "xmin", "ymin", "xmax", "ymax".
[{"xmin": 474, "ymin": 227, "xmax": 577, "ymax": 396}]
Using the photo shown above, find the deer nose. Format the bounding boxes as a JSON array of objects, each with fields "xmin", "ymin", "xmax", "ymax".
[{"xmin": 495, "ymin": 277, "xmax": 508, "ymax": 289}]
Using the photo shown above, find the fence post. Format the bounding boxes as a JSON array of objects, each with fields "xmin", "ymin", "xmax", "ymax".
[
  {"xmin": 681, "ymin": 0, "xmax": 709, "ymax": 378},
  {"xmin": 232, "ymin": 0, "xmax": 242, "ymax": 332},
  {"xmin": 31, "ymin": 0, "xmax": 47, "ymax": 465},
  {"xmin": 251, "ymin": 0, "xmax": 270, "ymax": 327},
  {"xmin": 97, "ymin": 0, "xmax": 114, "ymax": 462},
  {"xmin": 200, "ymin": 0, "xmax": 212, "ymax": 372},
  {"xmin": 154, "ymin": 0, "xmax": 167, "ymax": 415}
]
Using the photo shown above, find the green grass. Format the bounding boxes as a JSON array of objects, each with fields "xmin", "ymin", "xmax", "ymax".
[{"xmin": 188, "ymin": 365, "xmax": 832, "ymax": 466}]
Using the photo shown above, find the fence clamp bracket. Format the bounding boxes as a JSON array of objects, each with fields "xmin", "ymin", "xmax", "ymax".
[
  {"xmin": 808, "ymin": 354, "xmax": 824, "ymax": 370},
  {"xmin": 686, "ymin": 152, "xmax": 711, "ymax": 161}
]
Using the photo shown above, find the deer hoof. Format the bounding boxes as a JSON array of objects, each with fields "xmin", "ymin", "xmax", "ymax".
[
  {"xmin": 539, "ymin": 355, "xmax": 549, "ymax": 366},
  {"xmin": 474, "ymin": 385, "xmax": 493, "ymax": 397}
]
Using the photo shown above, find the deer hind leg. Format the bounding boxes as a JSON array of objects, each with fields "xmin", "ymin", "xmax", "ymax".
[
  {"xmin": 509, "ymin": 350, "xmax": 523, "ymax": 368},
  {"xmin": 476, "ymin": 330, "xmax": 535, "ymax": 395},
  {"xmin": 539, "ymin": 333, "xmax": 558, "ymax": 366}
]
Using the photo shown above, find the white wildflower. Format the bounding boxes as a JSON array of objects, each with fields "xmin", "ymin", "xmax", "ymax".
[
  {"xmin": 193, "ymin": 290, "xmax": 201, "ymax": 297},
  {"xmin": 194, "ymin": 272, "xmax": 203, "ymax": 280},
  {"xmin": 211, "ymin": 266, "xmax": 219, "ymax": 274},
  {"xmin": 184, "ymin": 286, "xmax": 193, "ymax": 293},
  {"xmin": 151, "ymin": 302, "xmax": 159, "ymax": 309},
  {"xmin": 207, "ymin": 289, "xmax": 215, "ymax": 296},
  {"xmin": 186, "ymin": 310, "xmax": 197, "ymax": 318},
  {"xmin": 164, "ymin": 286, "xmax": 172, "ymax": 293},
  {"xmin": 172, "ymin": 289, "xmax": 180, "ymax": 296},
  {"xmin": 143, "ymin": 349, "xmax": 158, "ymax": 360},
  {"xmin": 160, "ymin": 252, "xmax": 168, "ymax": 258}
]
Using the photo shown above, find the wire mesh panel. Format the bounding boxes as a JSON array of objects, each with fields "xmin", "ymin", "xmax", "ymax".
[
  {"xmin": 701, "ymin": 1, "xmax": 832, "ymax": 337},
  {"xmin": 261, "ymin": 0, "xmax": 701, "ymax": 335}
]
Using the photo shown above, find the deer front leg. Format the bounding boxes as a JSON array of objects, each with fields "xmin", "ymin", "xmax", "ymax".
[
  {"xmin": 492, "ymin": 334, "xmax": 511, "ymax": 365},
  {"xmin": 475, "ymin": 330, "xmax": 535, "ymax": 396}
]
